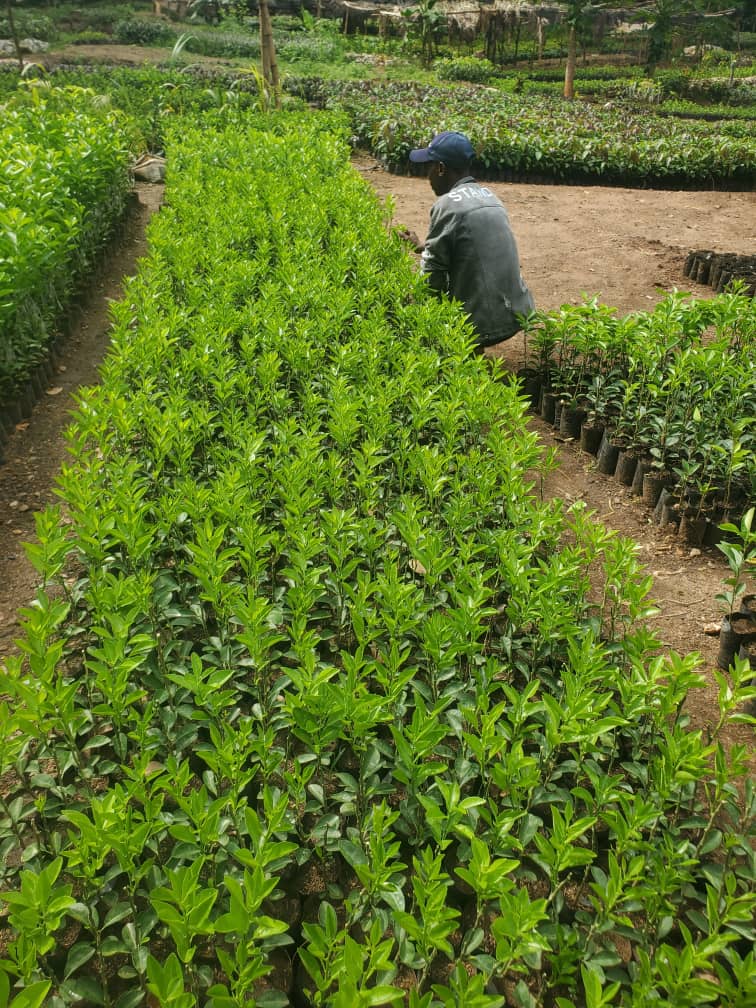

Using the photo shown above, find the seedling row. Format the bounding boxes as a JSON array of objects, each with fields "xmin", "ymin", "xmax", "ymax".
[
  {"xmin": 1, "ymin": 68, "xmax": 753, "ymax": 190},
  {"xmin": 1, "ymin": 114, "xmax": 754, "ymax": 1008},
  {"xmin": 521, "ymin": 294, "xmax": 755, "ymax": 541},
  {"xmin": 297, "ymin": 79, "xmax": 756, "ymax": 186},
  {"xmin": 0, "ymin": 84, "xmax": 131, "ymax": 414}
]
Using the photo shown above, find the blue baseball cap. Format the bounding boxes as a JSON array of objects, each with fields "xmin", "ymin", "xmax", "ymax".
[{"xmin": 409, "ymin": 131, "xmax": 475, "ymax": 167}]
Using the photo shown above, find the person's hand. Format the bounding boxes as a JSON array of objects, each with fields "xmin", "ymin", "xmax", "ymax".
[{"xmin": 393, "ymin": 226, "xmax": 423, "ymax": 252}]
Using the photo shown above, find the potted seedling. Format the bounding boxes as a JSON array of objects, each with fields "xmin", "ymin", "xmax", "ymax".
[
  {"xmin": 527, "ymin": 314, "xmax": 560, "ymax": 421},
  {"xmin": 642, "ymin": 415, "xmax": 679, "ymax": 509},
  {"xmin": 516, "ymin": 312, "xmax": 547, "ymax": 409},
  {"xmin": 579, "ymin": 373, "xmax": 611, "ymax": 455},
  {"xmin": 715, "ymin": 507, "xmax": 756, "ymax": 670}
]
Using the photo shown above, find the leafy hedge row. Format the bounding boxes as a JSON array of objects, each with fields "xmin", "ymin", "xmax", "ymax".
[
  {"xmin": 293, "ymin": 78, "xmax": 756, "ymax": 186},
  {"xmin": 0, "ymin": 66, "xmax": 288, "ymax": 151},
  {"xmin": 1, "ymin": 113, "xmax": 754, "ymax": 1008},
  {"xmin": 0, "ymin": 83, "xmax": 131, "ymax": 407},
  {"xmin": 111, "ymin": 16, "xmax": 348, "ymax": 63}
]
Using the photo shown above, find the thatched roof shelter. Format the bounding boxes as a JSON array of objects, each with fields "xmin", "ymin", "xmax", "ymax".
[{"xmin": 334, "ymin": 1, "xmax": 565, "ymax": 37}]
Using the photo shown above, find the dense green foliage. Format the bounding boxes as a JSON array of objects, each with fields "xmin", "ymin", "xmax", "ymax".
[
  {"xmin": 296, "ymin": 79, "xmax": 756, "ymax": 185},
  {"xmin": 0, "ymin": 66, "xmax": 275, "ymax": 150},
  {"xmin": 435, "ymin": 56, "xmax": 498, "ymax": 85},
  {"xmin": 1, "ymin": 116, "xmax": 753, "ymax": 1008},
  {"xmin": 0, "ymin": 10, "xmax": 56, "ymax": 41},
  {"xmin": 0, "ymin": 2, "xmax": 148, "ymax": 41},
  {"xmin": 113, "ymin": 17, "xmax": 176, "ymax": 48},
  {"xmin": 109, "ymin": 12, "xmax": 354, "ymax": 63},
  {"xmin": 0, "ymin": 83, "xmax": 131, "ymax": 405},
  {"xmin": 525, "ymin": 294, "xmax": 756, "ymax": 514}
]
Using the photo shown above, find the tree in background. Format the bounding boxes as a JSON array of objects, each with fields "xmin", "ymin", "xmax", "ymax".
[
  {"xmin": 645, "ymin": 0, "xmax": 676, "ymax": 67},
  {"xmin": 626, "ymin": 1, "xmax": 747, "ymax": 68},
  {"xmin": 187, "ymin": 0, "xmax": 279, "ymax": 105},
  {"xmin": 403, "ymin": 0, "xmax": 443, "ymax": 67},
  {"xmin": 563, "ymin": 2, "xmax": 601, "ymax": 98}
]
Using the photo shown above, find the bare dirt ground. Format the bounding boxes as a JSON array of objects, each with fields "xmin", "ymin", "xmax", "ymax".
[
  {"xmin": 360, "ymin": 160, "xmax": 755, "ymax": 750},
  {"xmin": 47, "ymin": 42, "xmax": 242, "ymax": 68},
  {"xmin": 0, "ymin": 165, "xmax": 753, "ymax": 753}
]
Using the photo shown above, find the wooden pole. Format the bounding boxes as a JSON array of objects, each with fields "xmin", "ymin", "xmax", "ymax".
[
  {"xmin": 564, "ymin": 24, "xmax": 576, "ymax": 99},
  {"xmin": 258, "ymin": 0, "xmax": 280, "ymax": 108},
  {"xmin": 5, "ymin": 0, "xmax": 24, "ymax": 72}
]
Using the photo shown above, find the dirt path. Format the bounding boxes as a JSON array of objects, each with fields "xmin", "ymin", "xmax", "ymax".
[
  {"xmin": 43, "ymin": 42, "xmax": 245, "ymax": 69},
  {"xmin": 361, "ymin": 158, "xmax": 756, "ymax": 319},
  {"xmin": 0, "ymin": 166, "xmax": 753, "ymax": 751},
  {"xmin": 0, "ymin": 182, "xmax": 164, "ymax": 660}
]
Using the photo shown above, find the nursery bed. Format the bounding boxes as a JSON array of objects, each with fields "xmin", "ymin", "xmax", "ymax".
[{"xmin": 1, "ymin": 171, "xmax": 752, "ymax": 750}]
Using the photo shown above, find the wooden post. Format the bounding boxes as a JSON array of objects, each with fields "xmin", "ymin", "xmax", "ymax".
[
  {"xmin": 564, "ymin": 24, "xmax": 576, "ymax": 99},
  {"xmin": 5, "ymin": 0, "xmax": 24, "ymax": 72},
  {"xmin": 258, "ymin": 0, "xmax": 280, "ymax": 108}
]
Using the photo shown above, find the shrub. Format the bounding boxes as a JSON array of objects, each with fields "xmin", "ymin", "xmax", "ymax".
[
  {"xmin": 435, "ymin": 56, "xmax": 497, "ymax": 84},
  {"xmin": 113, "ymin": 18, "xmax": 175, "ymax": 46},
  {"xmin": 2, "ymin": 114, "xmax": 754, "ymax": 1008},
  {"xmin": 700, "ymin": 46, "xmax": 735, "ymax": 68},
  {"xmin": 184, "ymin": 28, "xmax": 260, "ymax": 58},
  {"xmin": 607, "ymin": 78, "xmax": 663, "ymax": 104},
  {"xmin": 270, "ymin": 15, "xmax": 305, "ymax": 32},
  {"xmin": 690, "ymin": 77, "xmax": 756, "ymax": 106},
  {"xmin": 68, "ymin": 30, "xmax": 112, "ymax": 45},
  {"xmin": 654, "ymin": 69, "xmax": 690, "ymax": 98},
  {"xmin": 58, "ymin": 3, "xmax": 135, "ymax": 34},
  {"xmin": 0, "ymin": 12, "xmax": 54, "ymax": 41},
  {"xmin": 0, "ymin": 85, "xmax": 131, "ymax": 404},
  {"xmin": 277, "ymin": 32, "xmax": 346, "ymax": 64},
  {"xmin": 303, "ymin": 78, "xmax": 756, "ymax": 184}
]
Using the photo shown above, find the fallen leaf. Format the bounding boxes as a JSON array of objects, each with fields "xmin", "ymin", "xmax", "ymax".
[
  {"xmin": 409, "ymin": 558, "xmax": 427, "ymax": 576},
  {"xmin": 14, "ymin": 422, "xmax": 29, "ymax": 431},
  {"xmin": 46, "ymin": 386, "xmax": 63, "ymax": 396},
  {"xmin": 702, "ymin": 623, "xmax": 721, "ymax": 636}
]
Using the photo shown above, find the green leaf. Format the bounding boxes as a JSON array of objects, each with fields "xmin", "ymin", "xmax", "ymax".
[
  {"xmin": 256, "ymin": 994, "xmax": 291, "ymax": 1008},
  {"xmin": 461, "ymin": 926, "xmax": 484, "ymax": 956},
  {"xmin": 66, "ymin": 902, "xmax": 92, "ymax": 926},
  {"xmin": 114, "ymin": 992, "xmax": 143, "ymax": 1008},
  {"xmin": 701, "ymin": 863, "xmax": 724, "ymax": 888},
  {"xmin": 699, "ymin": 830, "xmax": 723, "ymax": 856},
  {"xmin": 8, "ymin": 982, "xmax": 52, "ymax": 1008},
  {"xmin": 59, "ymin": 978, "xmax": 105, "ymax": 1006},
  {"xmin": 103, "ymin": 902, "xmax": 133, "ymax": 928},
  {"xmin": 339, "ymin": 838, "xmax": 368, "ymax": 868},
  {"xmin": 513, "ymin": 980, "xmax": 537, "ymax": 1008},
  {"xmin": 64, "ymin": 942, "xmax": 96, "ymax": 979},
  {"xmin": 101, "ymin": 935, "xmax": 129, "ymax": 957},
  {"xmin": 362, "ymin": 988, "xmax": 403, "ymax": 1006}
]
